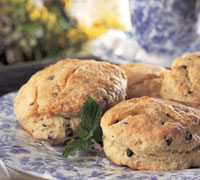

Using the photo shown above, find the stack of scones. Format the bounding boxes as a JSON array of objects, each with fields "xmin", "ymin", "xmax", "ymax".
[{"xmin": 14, "ymin": 53, "xmax": 200, "ymax": 171}]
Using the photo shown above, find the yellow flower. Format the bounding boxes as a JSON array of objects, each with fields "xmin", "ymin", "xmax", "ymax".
[
  {"xmin": 26, "ymin": 0, "xmax": 33, "ymax": 11},
  {"xmin": 27, "ymin": 1, "xmax": 57, "ymax": 29},
  {"xmin": 46, "ymin": 12, "xmax": 57, "ymax": 29},
  {"xmin": 93, "ymin": 12, "xmax": 125, "ymax": 30},
  {"xmin": 48, "ymin": 13, "xmax": 56, "ymax": 24},
  {"xmin": 67, "ymin": 28, "xmax": 86, "ymax": 43},
  {"xmin": 30, "ymin": 8, "xmax": 40, "ymax": 21},
  {"xmin": 79, "ymin": 23, "xmax": 107, "ymax": 39},
  {"xmin": 77, "ymin": 12, "xmax": 125, "ymax": 40},
  {"xmin": 40, "ymin": 6, "xmax": 49, "ymax": 22},
  {"xmin": 61, "ymin": 0, "xmax": 71, "ymax": 10}
]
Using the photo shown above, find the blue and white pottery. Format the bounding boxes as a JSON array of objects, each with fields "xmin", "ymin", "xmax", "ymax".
[{"xmin": 91, "ymin": 0, "xmax": 200, "ymax": 67}]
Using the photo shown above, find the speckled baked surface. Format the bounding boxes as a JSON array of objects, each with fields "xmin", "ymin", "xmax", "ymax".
[
  {"xmin": 101, "ymin": 96, "xmax": 200, "ymax": 171},
  {"xmin": 161, "ymin": 53, "xmax": 200, "ymax": 103},
  {"xmin": 14, "ymin": 59, "xmax": 127, "ymax": 143}
]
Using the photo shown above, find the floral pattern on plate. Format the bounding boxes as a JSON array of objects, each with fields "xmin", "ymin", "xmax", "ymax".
[{"xmin": 0, "ymin": 92, "xmax": 200, "ymax": 179}]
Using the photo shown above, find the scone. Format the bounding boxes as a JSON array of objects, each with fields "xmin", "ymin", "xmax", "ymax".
[
  {"xmin": 101, "ymin": 96, "xmax": 200, "ymax": 171},
  {"xmin": 120, "ymin": 63, "xmax": 169, "ymax": 99},
  {"xmin": 161, "ymin": 52, "xmax": 200, "ymax": 103},
  {"xmin": 14, "ymin": 59, "xmax": 127, "ymax": 143}
]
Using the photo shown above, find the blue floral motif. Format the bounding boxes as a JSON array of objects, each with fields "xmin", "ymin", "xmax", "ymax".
[
  {"xmin": 47, "ymin": 168, "xmax": 57, "ymax": 174},
  {"xmin": 1, "ymin": 123, "xmax": 11, "ymax": 129},
  {"xmin": 129, "ymin": 0, "xmax": 199, "ymax": 57},
  {"xmin": 0, "ymin": 91, "xmax": 17, "ymax": 119},
  {"xmin": 0, "ymin": 92, "xmax": 200, "ymax": 179},
  {"xmin": 20, "ymin": 157, "xmax": 30, "ymax": 165},
  {"xmin": 10, "ymin": 147, "xmax": 31, "ymax": 154}
]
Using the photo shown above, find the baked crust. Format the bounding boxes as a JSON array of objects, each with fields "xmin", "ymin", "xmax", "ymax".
[
  {"xmin": 101, "ymin": 96, "xmax": 200, "ymax": 171},
  {"xmin": 161, "ymin": 52, "xmax": 200, "ymax": 103},
  {"xmin": 120, "ymin": 63, "xmax": 169, "ymax": 99},
  {"xmin": 14, "ymin": 59, "xmax": 127, "ymax": 143}
]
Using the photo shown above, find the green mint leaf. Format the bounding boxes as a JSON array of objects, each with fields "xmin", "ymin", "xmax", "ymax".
[
  {"xmin": 78, "ymin": 95, "xmax": 102, "ymax": 140},
  {"xmin": 63, "ymin": 95, "xmax": 102, "ymax": 158},
  {"xmin": 77, "ymin": 127, "xmax": 90, "ymax": 139},
  {"xmin": 62, "ymin": 139, "xmax": 92, "ymax": 158}
]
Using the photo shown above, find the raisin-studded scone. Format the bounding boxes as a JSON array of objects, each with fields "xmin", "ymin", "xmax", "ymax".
[
  {"xmin": 101, "ymin": 96, "xmax": 200, "ymax": 171},
  {"xmin": 161, "ymin": 52, "xmax": 200, "ymax": 103},
  {"xmin": 120, "ymin": 63, "xmax": 169, "ymax": 99},
  {"xmin": 14, "ymin": 59, "xmax": 127, "ymax": 143}
]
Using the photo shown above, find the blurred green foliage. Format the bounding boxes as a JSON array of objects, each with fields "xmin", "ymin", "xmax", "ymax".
[
  {"xmin": 0, "ymin": 0, "xmax": 125, "ymax": 65},
  {"xmin": 0, "ymin": 0, "xmax": 87, "ymax": 64}
]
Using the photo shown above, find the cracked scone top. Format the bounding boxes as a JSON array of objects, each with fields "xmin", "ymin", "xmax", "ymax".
[
  {"xmin": 161, "ymin": 52, "xmax": 200, "ymax": 103},
  {"xmin": 14, "ymin": 59, "xmax": 127, "ymax": 143},
  {"xmin": 120, "ymin": 63, "xmax": 169, "ymax": 99},
  {"xmin": 101, "ymin": 96, "xmax": 200, "ymax": 171}
]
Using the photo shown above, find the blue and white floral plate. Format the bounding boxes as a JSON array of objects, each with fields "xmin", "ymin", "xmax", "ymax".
[{"xmin": 0, "ymin": 92, "xmax": 200, "ymax": 180}]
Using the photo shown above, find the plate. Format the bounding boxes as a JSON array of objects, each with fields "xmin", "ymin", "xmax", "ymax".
[{"xmin": 0, "ymin": 92, "xmax": 200, "ymax": 180}]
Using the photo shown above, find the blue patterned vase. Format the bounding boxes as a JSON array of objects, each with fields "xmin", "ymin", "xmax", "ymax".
[{"xmin": 129, "ymin": 0, "xmax": 200, "ymax": 61}]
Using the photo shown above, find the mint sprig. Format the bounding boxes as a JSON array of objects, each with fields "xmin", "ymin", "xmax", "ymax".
[{"xmin": 63, "ymin": 95, "xmax": 102, "ymax": 158}]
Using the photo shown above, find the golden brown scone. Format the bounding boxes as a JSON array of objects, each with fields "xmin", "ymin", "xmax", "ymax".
[
  {"xmin": 14, "ymin": 59, "xmax": 127, "ymax": 143},
  {"xmin": 120, "ymin": 63, "xmax": 169, "ymax": 99},
  {"xmin": 161, "ymin": 52, "xmax": 200, "ymax": 103},
  {"xmin": 169, "ymin": 99, "xmax": 200, "ymax": 110},
  {"xmin": 101, "ymin": 96, "xmax": 200, "ymax": 171}
]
